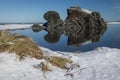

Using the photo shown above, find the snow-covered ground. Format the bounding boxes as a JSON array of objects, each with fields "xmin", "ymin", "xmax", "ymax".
[
  {"xmin": 0, "ymin": 47, "xmax": 120, "ymax": 80},
  {"xmin": 0, "ymin": 24, "xmax": 120, "ymax": 80}
]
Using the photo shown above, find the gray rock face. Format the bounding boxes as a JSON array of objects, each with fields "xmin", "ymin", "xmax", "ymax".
[
  {"xmin": 42, "ymin": 6, "xmax": 107, "ymax": 46},
  {"xmin": 43, "ymin": 11, "xmax": 64, "ymax": 28},
  {"xmin": 64, "ymin": 6, "xmax": 107, "ymax": 36},
  {"xmin": 44, "ymin": 11, "xmax": 60, "ymax": 22},
  {"xmin": 32, "ymin": 24, "xmax": 45, "ymax": 32}
]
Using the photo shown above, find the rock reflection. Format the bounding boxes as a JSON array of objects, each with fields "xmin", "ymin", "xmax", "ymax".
[
  {"xmin": 67, "ymin": 26, "xmax": 107, "ymax": 47},
  {"xmin": 31, "ymin": 6, "xmax": 107, "ymax": 47},
  {"xmin": 32, "ymin": 23, "xmax": 107, "ymax": 46},
  {"xmin": 44, "ymin": 24, "xmax": 64, "ymax": 43},
  {"xmin": 44, "ymin": 32, "xmax": 60, "ymax": 43}
]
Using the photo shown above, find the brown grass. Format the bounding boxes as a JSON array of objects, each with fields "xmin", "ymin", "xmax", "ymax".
[
  {"xmin": 44, "ymin": 56, "xmax": 72, "ymax": 69},
  {"xmin": 0, "ymin": 30, "xmax": 15, "ymax": 52},
  {"xmin": 0, "ymin": 30, "xmax": 73, "ymax": 70},
  {"xmin": 41, "ymin": 62, "xmax": 51, "ymax": 72},
  {"xmin": 0, "ymin": 58, "xmax": 2, "ymax": 62},
  {"xmin": 0, "ymin": 30, "xmax": 43, "ymax": 59}
]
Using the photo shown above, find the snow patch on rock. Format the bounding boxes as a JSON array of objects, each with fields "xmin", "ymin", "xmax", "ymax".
[{"xmin": 81, "ymin": 8, "xmax": 92, "ymax": 14}]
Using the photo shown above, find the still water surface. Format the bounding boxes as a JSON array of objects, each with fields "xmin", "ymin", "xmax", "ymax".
[{"xmin": 11, "ymin": 24, "xmax": 120, "ymax": 52}]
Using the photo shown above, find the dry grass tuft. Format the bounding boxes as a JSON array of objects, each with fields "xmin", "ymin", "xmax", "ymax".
[
  {"xmin": 0, "ymin": 30, "xmax": 15, "ymax": 52},
  {"xmin": 44, "ymin": 56, "xmax": 72, "ymax": 69},
  {"xmin": 41, "ymin": 62, "xmax": 51, "ymax": 72},
  {"xmin": 0, "ymin": 58, "xmax": 2, "ymax": 62},
  {"xmin": 0, "ymin": 30, "xmax": 43, "ymax": 59},
  {"xmin": 34, "ymin": 62, "xmax": 51, "ymax": 72},
  {"xmin": 0, "ymin": 30, "xmax": 73, "ymax": 70}
]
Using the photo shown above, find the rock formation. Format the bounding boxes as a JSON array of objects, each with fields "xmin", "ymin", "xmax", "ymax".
[
  {"xmin": 43, "ymin": 11, "xmax": 64, "ymax": 29},
  {"xmin": 41, "ymin": 6, "xmax": 107, "ymax": 46},
  {"xmin": 32, "ymin": 24, "xmax": 44, "ymax": 32},
  {"xmin": 64, "ymin": 6, "xmax": 107, "ymax": 36}
]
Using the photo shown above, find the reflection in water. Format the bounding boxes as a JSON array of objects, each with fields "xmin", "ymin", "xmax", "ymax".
[
  {"xmin": 44, "ymin": 32, "xmax": 60, "ymax": 43},
  {"xmin": 32, "ymin": 24, "xmax": 107, "ymax": 47},
  {"xmin": 66, "ymin": 25, "xmax": 107, "ymax": 47}
]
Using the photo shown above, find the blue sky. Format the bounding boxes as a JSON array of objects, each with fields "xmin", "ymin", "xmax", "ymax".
[{"xmin": 0, "ymin": 0, "xmax": 120, "ymax": 23}]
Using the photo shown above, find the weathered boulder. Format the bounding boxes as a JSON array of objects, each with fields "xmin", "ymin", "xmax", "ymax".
[
  {"xmin": 44, "ymin": 11, "xmax": 60, "ymax": 22},
  {"xmin": 43, "ymin": 11, "xmax": 64, "ymax": 28},
  {"xmin": 32, "ymin": 24, "xmax": 45, "ymax": 32},
  {"xmin": 64, "ymin": 6, "xmax": 107, "ymax": 36}
]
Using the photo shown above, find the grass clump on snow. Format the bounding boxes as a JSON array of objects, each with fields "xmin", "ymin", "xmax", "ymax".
[
  {"xmin": 0, "ymin": 30, "xmax": 15, "ymax": 52},
  {"xmin": 0, "ymin": 30, "xmax": 73, "ymax": 70},
  {"xmin": 44, "ymin": 56, "xmax": 72, "ymax": 69},
  {"xmin": 0, "ymin": 30, "xmax": 43, "ymax": 59},
  {"xmin": 41, "ymin": 62, "xmax": 51, "ymax": 72}
]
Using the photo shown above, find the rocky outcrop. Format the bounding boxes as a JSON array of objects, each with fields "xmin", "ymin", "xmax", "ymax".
[
  {"xmin": 64, "ymin": 6, "xmax": 107, "ymax": 36},
  {"xmin": 32, "ymin": 24, "xmax": 45, "ymax": 32},
  {"xmin": 41, "ymin": 6, "xmax": 107, "ymax": 46},
  {"xmin": 43, "ymin": 11, "xmax": 64, "ymax": 29}
]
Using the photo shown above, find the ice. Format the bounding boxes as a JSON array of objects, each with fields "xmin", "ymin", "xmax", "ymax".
[{"xmin": 0, "ymin": 47, "xmax": 120, "ymax": 80}]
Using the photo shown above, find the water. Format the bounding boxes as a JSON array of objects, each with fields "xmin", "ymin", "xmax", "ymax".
[{"xmin": 10, "ymin": 24, "xmax": 120, "ymax": 52}]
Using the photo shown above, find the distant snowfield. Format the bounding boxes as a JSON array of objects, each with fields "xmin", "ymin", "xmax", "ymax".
[
  {"xmin": 0, "ymin": 24, "xmax": 33, "ymax": 30},
  {"xmin": 107, "ymin": 22, "xmax": 120, "ymax": 24},
  {"xmin": 0, "ymin": 47, "xmax": 120, "ymax": 80}
]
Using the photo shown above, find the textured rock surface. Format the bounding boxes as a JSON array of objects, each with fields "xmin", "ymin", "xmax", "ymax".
[
  {"xmin": 43, "ymin": 11, "xmax": 64, "ymax": 28},
  {"xmin": 64, "ymin": 6, "xmax": 107, "ymax": 36},
  {"xmin": 42, "ymin": 6, "xmax": 107, "ymax": 46},
  {"xmin": 32, "ymin": 24, "xmax": 45, "ymax": 32}
]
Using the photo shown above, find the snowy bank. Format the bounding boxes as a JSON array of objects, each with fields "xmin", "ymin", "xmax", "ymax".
[{"xmin": 0, "ymin": 47, "xmax": 120, "ymax": 80}]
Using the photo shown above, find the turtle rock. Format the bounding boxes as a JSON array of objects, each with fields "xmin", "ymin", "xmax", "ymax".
[{"xmin": 43, "ymin": 11, "xmax": 64, "ymax": 28}]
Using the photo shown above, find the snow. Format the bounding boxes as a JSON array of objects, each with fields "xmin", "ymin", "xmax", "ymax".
[
  {"xmin": 81, "ymin": 8, "xmax": 92, "ymax": 14},
  {"xmin": 107, "ymin": 22, "xmax": 120, "ymax": 24},
  {"xmin": 0, "ymin": 24, "xmax": 33, "ymax": 30},
  {"xmin": 0, "ymin": 24, "xmax": 120, "ymax": 80},
  {"xmin": 69, "ymin": 6, "xmax": 92, "ymax": 14},
  {"xmin": 0, "ymin": 47, "xmax": 120, "ymax": 80}
]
